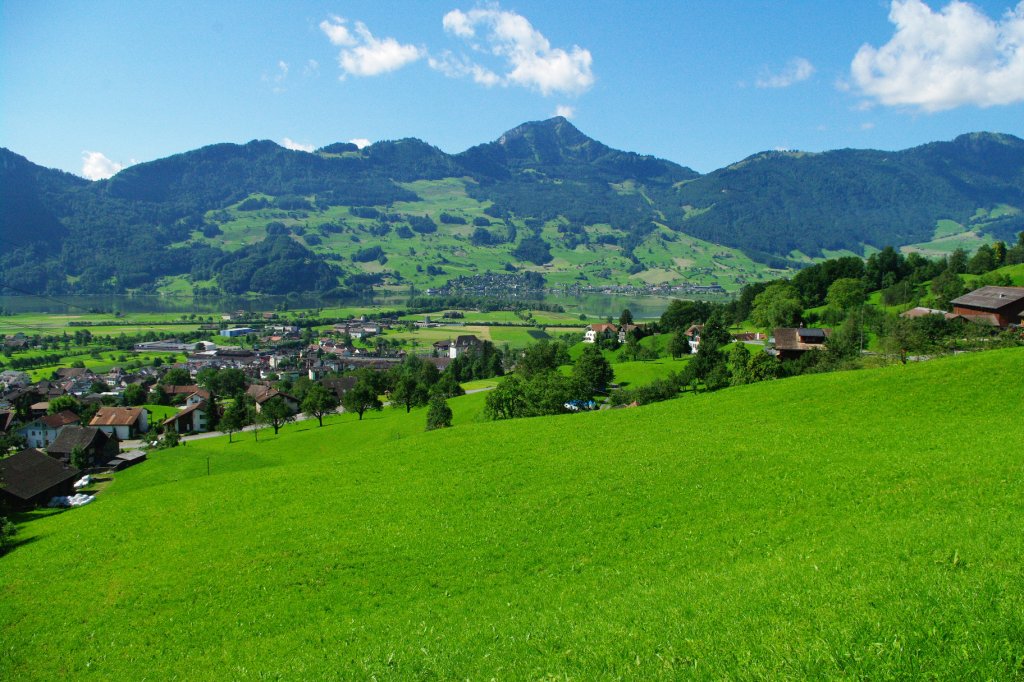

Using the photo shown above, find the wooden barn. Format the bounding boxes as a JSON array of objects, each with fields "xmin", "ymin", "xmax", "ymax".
[
  {"xmin": 950, "ymin": 286, "xmax": 1024, "ymax": 328},
  {"xmin": 0, "ymin": 448, "xmax": 81, "ymax": 510}
]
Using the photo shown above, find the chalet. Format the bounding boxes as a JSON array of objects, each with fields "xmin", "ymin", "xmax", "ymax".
[
  {"xmin": 17, "ymin": 410, "xmax": 81, "ymax": 449},
  {"xmin": 450, "ymin": 335, "xmax": 481, "ymax": 359},
  {"xmin": 773, "ymin": 327, "xmax": 832, "ymax": 360},
  {"xmin": 89, "ymin": 406, "xmax": 149, "ymax": 440},
  {"xmin": 46, "ymin": 426, "xmax": 118, "ymax": 466},
  {"xmin": 685, "ymin": 324, "xmax": 704, "ymax": 353},
  {"xmin": 246, "ymin": 384, "xmax": 299, "ymax": 414},
  {"xmin": 320, "ymin": 376, "xmax": 358, "ymax": 401},
  {"xmin": 0, "ymin": 448, "xmax": 81, "ymax": 510},
  {"xmin": 584, "ymin": 324, "xmax": 618, "ymax": 344},
  {"xmin": 160, "ymin": 385, "xmax": 210, "ymax": 403},
  {"xmin": 949, "ymin": 286, "xmax": 1024, "ymax": 328},
  {"xmin": 162, "ymin": 399, "xmax": 210, "ymax": 434},
  {"xmin": 618, "ymin": 324, "xmax": 643, "ymax": 343},
  {"xmin": 54, "ymin": 367, "xmax": 91, "ymax": 381}
]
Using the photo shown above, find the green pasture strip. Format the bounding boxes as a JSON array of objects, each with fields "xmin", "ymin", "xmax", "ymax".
[{"xmin": 1, "ymin": 350, "xmax": 1022, "ymax": 678}]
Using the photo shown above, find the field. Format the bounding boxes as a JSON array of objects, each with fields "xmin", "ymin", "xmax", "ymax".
[
  {"xmin": 169, "ymin": 183, "xmax": 785, "ymax": 293},
  {"xmin": 2, "ymin": 349, "xmax": 1023, "ymax": 679}
]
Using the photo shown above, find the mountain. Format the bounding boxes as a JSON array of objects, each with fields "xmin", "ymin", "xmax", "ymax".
[
  {"xmin": 1, "ymin": 121, "xmax": 1022, "ymax": 297},
  {"xmin": 674, "ymin": 132, "xmax": 1024, "ymax": 261}
]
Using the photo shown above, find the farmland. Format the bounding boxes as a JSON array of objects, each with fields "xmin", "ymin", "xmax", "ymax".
[{"xmin": 2, "ymin": 348, "xmax": 1022, "ymax": 679}]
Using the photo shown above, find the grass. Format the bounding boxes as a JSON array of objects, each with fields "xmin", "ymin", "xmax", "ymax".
[{"xmin": 2, "ymin": 349, "xmax": 1023, "ymax": 678}]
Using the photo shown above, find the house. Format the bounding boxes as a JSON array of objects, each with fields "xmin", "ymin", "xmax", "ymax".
[
  {"xmin": 160, "ymin": 384, "xmax": 210, "ymax": 403},
  {"xmin": 320, "ymin": 376, "xmax": 358, "ymax": 401},
  {"xmin": 89, "ymin": 406, "xmax": 149, "ymax": 440},
  {"xmin": 246, "ymin": 384, "xmax": 299, "ymax": 413},
  {"xmin": 684, "ymin": 324, "xmax": 704, "ymax": 353},
  {"xmin": 0, "ymin": 448, "xmax": 81, "ymax": 510},
  {"xmin": 949, "ymin": 286, "xmax": 1024, "ymax": 328},
  {"xmin": 584, "ymin": 324, "xmax": 618, "ymax": 344},
  {"xmin": 772, "ymin": 327, "xmax": 832, "ymax": 360},
  {"xmin": 617, "ymin": 324, "xmax": 641, "ymax": 343},
  {"xmin": 162, "ymin": 400, "xmax": 210, "ymax": 434},
  {"xmin": 17, "ymin": 410, "xmax": 81, "ymax": 449},
  {"xmin": 450, "ymin": 335, "xmax": 481, "ymax": 359},
  {"xmin": 46, "ymin": 426, "xmax": 118, "ymax": 466}
]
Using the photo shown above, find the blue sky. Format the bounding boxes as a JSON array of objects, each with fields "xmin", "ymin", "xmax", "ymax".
[{"xmin": 2, "ymin": 0, "xmax": 1023, "ymax": 179}]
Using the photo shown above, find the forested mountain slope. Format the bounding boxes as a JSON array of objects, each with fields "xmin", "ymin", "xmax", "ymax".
[{"xmin": 1, "ymin": 119, "xmax": 1021, "ymax": 296}]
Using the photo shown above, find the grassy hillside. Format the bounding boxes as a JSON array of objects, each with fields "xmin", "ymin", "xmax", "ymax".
[{"xmin": 2, "ymin": 349, "xmax": 1023, "ymax": 679}]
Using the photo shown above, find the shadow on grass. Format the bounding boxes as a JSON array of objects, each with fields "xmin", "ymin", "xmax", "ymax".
[{"xmin": 1, "ymin": 533, "xmax": 43, "ymax": 557}]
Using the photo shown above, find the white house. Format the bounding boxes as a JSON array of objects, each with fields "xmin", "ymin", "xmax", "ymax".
[
  {"xmin": 17, "ymin": 410, "xmax": 80, "ymax": 449},
  {"xmin": 89, "ymin": 406, "xmax": 149, "ymax": 440}
]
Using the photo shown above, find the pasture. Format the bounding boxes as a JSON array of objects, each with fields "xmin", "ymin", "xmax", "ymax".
[{"xmin": 2, "ymin": 348, "xmax": 1022, "ymax": 678}]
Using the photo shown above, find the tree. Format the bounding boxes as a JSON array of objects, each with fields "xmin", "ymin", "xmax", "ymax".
[
  {"xmin": 70, "ymin": 445, "xmax": 89, "ymax": 470},
  {"xmin": 572, "ymin": 345, "xmax": 614, "ymax": 397},
  {"xmin": 619, "ymin": 308, "xmax": 634, "ymax": 326},
  {"xmin": 388, "ymin": 357, "xmax": 434, "ymax": 413},
  {"xmin": 726, "ymin": 343, "xmax": 751, "ymax": 385},
  {"xmin": 301, "ymin": 383, "xmax": 339, "ymax": 427},
  {"xmin": 47, "ymin": 395, "xmax": 81, "ymax": 415},
  {"xmin": 159, "ymin": 367, "xmax": 192, "ymax": 386},
  {"xmin": 260, "ymin": 396, "xmax": 294, "ymax": 435},
  {"xmin": 690, "ymin": 314, "xmax": 731, "ymax": 390},
  {"xmin": 967, "ymin": 244, "xmax": 996, "ymax": 275},
  {"xmin": 751, "ymin": 283, "xmax": 803, "ymax": 331},
  {"xmin": 341, "ymin": 370, "xmax": 383, "ymax": 420},
  {"xmin": 484, "ymin": 375, "xmax": 530, "ymax": 420},
  {"xmin": 825, "ymin": 277, "xmax": 867, "ymax": 314},
  {"xmin": 430, "ymin": 371, "xmax": 465, "ymax": 399},
  {"xmin": 930, "ymin": 269, "xmax": 966, "ymax": 310},
  {"xmin": 219, "ymin": 402, "xmax": 248, "ymax": 443},
  {"xmin": 947, "ymin": 248, "xmax": 968, "ymax": 274},
  {"xmin": 425, "ymin": 395, "xmax": 453, "ymax": 431},
  {"xmin": 123, "ymin": 383, "xmax": 147, "ymax": 406},
  {"xmin": 668, "ymin": 331, "xmax": 691, "ymax": 359},
  {"xmin": 517, "ymin": 340, "xmax": 570, "ymax": 378}
]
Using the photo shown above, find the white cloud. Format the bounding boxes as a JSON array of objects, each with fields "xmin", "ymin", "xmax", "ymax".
[
  {"xmin": 319, "ymin": 16, "xmax": 356, "ymax": 46},
  {"xmin": 263, "ymin": 60, "xmax": 289, "ymax": 93},
  {"xmin": 851, "ymin": 0, "xmax": 1024, "ymax": 111},
  {"xmin": 756, "ymin": 57, "xmax": 815, "ymax": 88},
  {"xmin": 349, "ymin": 138, "xmax": 371, "ymax": 149},
  {"xmin": 861, "ymin": 121, "xmax": 876, "ymax": 130},
  {"xmin": 282, "ymin": 138, "xmax": 314, "ymax": 152},
  {"xmin": 81, "ymin": 151, "xmax": 126, "ymax": 180},
  {"xmin": 319, "ymin": 17, "xmax": 424, "ymax": 77},
  {"xmin": 554, "ymin": 104, "xmax": 575, "ymax": 118},
  {"xmin": 303, "ymin": 59, "xmax": 320, "ymax": 77},
  {"xmin": 435, "ymin": 7, "xmax": 594, "ymax": 96}
]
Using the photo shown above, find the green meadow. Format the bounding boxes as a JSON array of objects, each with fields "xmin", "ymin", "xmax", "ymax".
[{"xmin": 2, "ymin": 349, "xmax": 1023, "ymax": 679}]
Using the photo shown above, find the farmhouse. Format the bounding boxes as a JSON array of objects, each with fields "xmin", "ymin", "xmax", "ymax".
[
  {"xmin": 246, "ymin": 384, "xmax": 299, "ymax": 413},
  {"xmin": 949, "ymin": 286, "xmax": 1024, "ymax": 328},
  {"xmin": 773, "ymin": 327, "xmax": 832, "ymax": 360},
  {"xmin": 17, "ymin": 410, "xmax": 81, "ymax": 449},
  {"xmin": 47, "ymin": 425, "xmax": 118, "ymax": 466},
  {"xmin": 450, "ymin": 335, "xmax": 481, "ymax": 359},
  {"xmin": 89, "ymin": 406, "xmax": 149, "ymax": 440},
  {"xmin": 162, "ymin": 399, "xmax": 211, "ymax": 434},
  {"xmin": 584, "ymin": 323, "xmax": 617, "ymax": 344},
  {"xmin": 0, "ymin": 448, "xmax": 81, "ymax": 510}
]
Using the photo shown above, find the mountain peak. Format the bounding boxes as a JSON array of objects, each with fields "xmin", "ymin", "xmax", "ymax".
[{"xmin": 496, "ymin": 116, "xmax": 592, "ymax": 149}]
